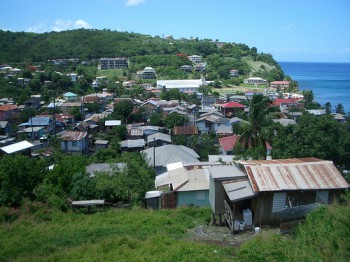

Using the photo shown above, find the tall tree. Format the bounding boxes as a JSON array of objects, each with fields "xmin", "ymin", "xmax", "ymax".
[{"xmin": 234, "ymin": 94, "xmax": 275, "ymax": 159}]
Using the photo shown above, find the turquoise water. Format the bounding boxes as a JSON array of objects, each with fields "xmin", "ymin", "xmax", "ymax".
[{"xmin": 279, "ymin": 62, "xmax": 350, "ymax": 113}]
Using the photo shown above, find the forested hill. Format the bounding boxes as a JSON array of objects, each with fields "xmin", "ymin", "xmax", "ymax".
[{"xmin": 0, "ymin": 29, "xmax": 284, "ymax": 81}]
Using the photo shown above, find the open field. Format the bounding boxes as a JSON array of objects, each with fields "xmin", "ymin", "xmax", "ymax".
[{"xmin": 0, "ymin": 206, "xmax": 240, "ymax": 261}]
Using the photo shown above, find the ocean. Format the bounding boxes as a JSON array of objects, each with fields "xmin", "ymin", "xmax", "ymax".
[{"xmin": 278, "ymin": 62, "xmax": 350, "ymax": 113}]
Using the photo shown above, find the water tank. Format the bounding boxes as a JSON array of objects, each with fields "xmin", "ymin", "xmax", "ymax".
[
  {"xmin": 234, "ymin": 220, "xmax": 240, "ymax": 231},
  {"xmin": 243, "ymin": 208, "xmax": 252, "ymax": 226}
]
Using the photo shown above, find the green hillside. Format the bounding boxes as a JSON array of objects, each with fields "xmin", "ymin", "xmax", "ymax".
[{"xmin": 0, "ymin": 29, "xmax": 284, "ymax": 82}]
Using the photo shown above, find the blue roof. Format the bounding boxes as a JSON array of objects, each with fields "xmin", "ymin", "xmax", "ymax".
[
  {"xmin": 63, "ymin": 92, "xmax": 77, "ymax": 97},
  {"xmin": 20, "ymin": 117, "xmax": 52, "ymax": 126}
]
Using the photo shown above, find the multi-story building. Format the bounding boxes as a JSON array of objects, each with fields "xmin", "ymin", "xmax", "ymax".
[
  {"xmin": 138, "ymin": 67, "xmax": 157, "ymax": 79},
  {"xmin": 188, "ymin": 55, "xmax": 203, "ymax": 64},
  {"xmin": 99, "ymin": 57, "xmax": 128, "ymax": 70}
]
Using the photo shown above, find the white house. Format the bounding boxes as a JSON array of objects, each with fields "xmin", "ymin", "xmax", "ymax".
[
  {"xmin": 244, "ymin": 77, "xmax": 267, "ymax": 85},
  {"xmin": 188, "ymin": 55, "xmax": 203, "ymax": 64},
  {"xmin": 157, "ymin": 77, "xmax": 206, "ymax": 93}
]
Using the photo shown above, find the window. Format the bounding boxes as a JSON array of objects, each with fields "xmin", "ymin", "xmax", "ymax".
[
  {"xmin": 272, "ymin": 192, "xmax": 286, "ymax": 213},
  {"xmin": 196, "ymin": 191, "xmax": 205, "ymax": 201},
  {"xmin": 72, "ymin": 141, "xmax": 77, "ymax": 147}
]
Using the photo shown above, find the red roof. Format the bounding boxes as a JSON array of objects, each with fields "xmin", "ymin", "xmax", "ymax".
[
  {"xmin": 273, "ymin": 98, "xmax": 298, "ymax": 106},
  {"xmin": 173, "ymin": 126, "xmax": 198, "ymax": 135},
  {"xmin": 270, "ymin": 81, "xmax": 290, "ymax": 85},
  {"xmin": 0, "ymin": 104, "xmax": 17, "ymax": 111},
  {"xmin": 219, "ymin": 135, "xmax": 240, "ymax": 152},
  {"xmin": 221, "ymin": 101, "xmax": 245, "ymax": 108},
  {"xmin": 219, "ymin": 135, "xmax": 272, "ymax": 152}
]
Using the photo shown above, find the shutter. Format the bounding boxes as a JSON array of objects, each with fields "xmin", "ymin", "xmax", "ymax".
[
  {"xmin": 316, "ymin": 191, "xmax": 329, "ymax": 203},
  {"xmin": 272, "ymin": 192, "xmax": 287, "ymax": 213}
]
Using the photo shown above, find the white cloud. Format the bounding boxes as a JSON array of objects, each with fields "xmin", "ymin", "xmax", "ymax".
[
  {"xmin": 126, "ymin": 0, "xmax": 145, "ymax": 6},
  {"xmin": 26, "ymin": 23, "xmax": 48, "ymax": 33},
  {"xmin": 51, "ymin": 19, "xmax": 92, "ymax": 32}
]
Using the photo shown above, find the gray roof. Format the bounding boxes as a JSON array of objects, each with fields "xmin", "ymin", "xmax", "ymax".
[
  {"xmin": 272, "ymin": 118, "xmax": 297, "ymax": 126},
  {"xmin": 147, "ymin": 133, "xmax": 172, "ymax": 144},
  {"xmin": 141, "ymin": 145, "xmax": 200, "ymax": 167},
  {"xmin": 0, "ymin": 121, "xmax": 9, "ymax": 128},
  {"xmin": 86, "ymin": 163, "xmax": 126, "ymax": 177},
  {"xmin": 120, "ymin": 139, "xmax": 145, "ymax": 148},
  {"xmin": 216, "ymin": 125, "xmax": 233, "ymax": 134},
  {"xmin": 209, "ymin": 165, "xmax": 247, "ymax": 180},
  {"xmin": 95, "ymin": 139, "xmax": 109, "ymax": 145},
  {"xmin": 223, "ymin": 179, "xmax": 256, "ymax": 202}
]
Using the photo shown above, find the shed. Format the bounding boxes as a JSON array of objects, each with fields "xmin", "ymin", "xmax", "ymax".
[
  {"xmin": 145, "ymin": 191, "xmax": 162, "ymax": 210},
  {"xmin": 95, "ymin": 139, "xmax": 109, "ymax": 150},
  {"xmin": 0, "ymin": 140, "xmax": 34, "ymax": 155}
]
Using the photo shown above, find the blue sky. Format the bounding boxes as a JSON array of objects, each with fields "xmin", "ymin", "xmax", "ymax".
[{"xmin": 1, "ymin": 0, "xmax": 350, "ymax": 62}]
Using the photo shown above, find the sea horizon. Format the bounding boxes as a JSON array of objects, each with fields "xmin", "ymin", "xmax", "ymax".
[{"xmin": 279, "ymin": 61, "xmax": 350, "ymax": 113}]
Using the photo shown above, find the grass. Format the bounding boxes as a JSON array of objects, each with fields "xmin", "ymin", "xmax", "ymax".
[{"xmin": 0, "ymin": 206, "xmax": 234, "ymax": 261}]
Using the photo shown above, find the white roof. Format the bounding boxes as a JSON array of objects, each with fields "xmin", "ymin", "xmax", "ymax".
[
  {"xmin": 0, "ymin": 140, "xmax": 34, "ymax": 154},
  {"xmin": 145, "ymin": 191, "xmax": 162, "ymax": 199},
  {"xmin": 166, "ymin": 162, "xmax": 184, "ymax": 171},
  {"xmin": 157, "ymin": 79, "xmax": 204, "ymax": 89},
  {"xmin": 105, "ymin": 120, "xmax": 121, "ymax": 126}
]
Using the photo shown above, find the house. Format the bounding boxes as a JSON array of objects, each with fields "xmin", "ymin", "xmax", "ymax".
[
  {"xmin": 273, "ymin": 98, "xmax": 299, "ymax": 110},
  {"xmin": 219, "ymin": 158, "xmax": 349, "ymax": 230},
  {"xmin": 332, "ymin": 113, "xmax": 346, "ymax": 123},
  {"xmin": 147, "ymin": 132, "xmax": 171, "ymax": 147},
  {"xmin": 196, "ymin": 111, "xmax": 230, "ymax": 133},
  {"xmin": 17, "ymin": 126, "xmax": 45, "ymax": 140},
  {"xmin": 216, "ymin": 125, "xmax": 233, "ymax": 137},
  {"xmin": 155, "ymin": 163, "xmax": 210, "ymax": 207},
  {"xmin": 94, "ymin": 139, "xmax": 109, "ymax": 150},
  {"xmin": 67, "ymin": 73, "xmax": 78, "ymax": 82},
  {"xmin": 138, "ymin": 67, "xmax": 156, "ymax": 79},
  {"xmin": 18, "ymin": 116, "xmax": 55, "ymax": 134},
  {"xmin": 63, "ymin": 92, "xmax": 78, "ymax": 102},
  {"xmin": 173, "ymin": 126, "xmax": 198, "ymax": 136},
  {"xmin": 104, "ymin": 120, "xmax": 121, "ymax": 133},
  {"xmin": 208, "ymin": 165, "xmax": 248, "ymax": 226},
  {"xmin": 99, "ymin": 57, "xmax": 128, "ymax": 70},
  {"xmin": 156, "ymin": 78, "xmax": 206, "ymax": 93},
  {"xmin": 181, "ymin": 65, "xmax": 192, "ymax": 73},
  {"xmin": 127, "ymin": 127, "xmax": 143, "ymax": 140},
  {"xmin": 218, "ymin": 135, "xmax": 240, "ymax": 155},
  {"xmin": 229, "ymin": 69, "xmax": 239, "ymax": 77},
  {"xmin": 188, "ymin": 55, "xmax": 203, "ymax": 64},
  {"xmin": 307, "ymin": 109, "xmax": 326, "ymax": 116},
  {"xmin": 141, "ymin": 144, "xmax": 200, "ymax": 175},
  {"xmin": 139, "ymin": 126, "xmax": 159, "ymax": 137},
  {"xmin": 217, "ymin": 101, "xmax": 245, "ymax": 118},
  {"xmin": 270, "ymin": 81, "xmax": 290, "ymax": 89},
  {"xmin": 60, "ymin": 131, "xmax": 89, "ymax": 154},
  {"xmin": 24, "ymin": 97, "xmax": 41, "ymax": 109},
  {"xmin": 59, "ymin": 102, "xmax": 82, "ymax": 114},
  {"xmin": 0, "ymin": 140, "xmax": 34, "ymax": 156},
  {"xmin": 120, "ymin": 139, "xmax": 145, "ymax": 152},
  {"xmin": 218, "ymin": 134, "xmax": 272, "ymax": 156},
  {"xmin": 0, "ymin": 121, "xmax": 11, "ymax": 135},
  {"xmin": 244, "ymin": 77, "xmax": 267, "ymax": 85}
]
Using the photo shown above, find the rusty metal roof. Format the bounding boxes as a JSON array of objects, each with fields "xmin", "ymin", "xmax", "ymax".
[
  {"xmin": 60, "ymin": 131, "xmax": 87, "ymax": 141},
  {"xmin": 240, "ymin": 158, "xmax": 349, "ymax": 192}
]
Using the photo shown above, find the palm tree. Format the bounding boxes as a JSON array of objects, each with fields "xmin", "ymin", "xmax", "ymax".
[{"xmin": 234, "ymin": 94, "xmax": 275, "ymax": 159}]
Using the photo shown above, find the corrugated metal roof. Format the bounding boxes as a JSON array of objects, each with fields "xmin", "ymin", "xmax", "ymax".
[
  {"xmin": 0, "ymin": 140, "xmax": 34, "ymax": 154},
  {"xmin": 60, "ymin": 131, "xmax": 87, "ymax": 141},
  {"xmin": 240, "ymin": 158, "xmax": 349, "ymax": 192},
  {"xmin": 120, "ymin": 139, "xmax": 145, "ymax": 148},
  {"xmin": 155, "ymin": 167, "xmax": 209, "ymax": 192},
  {"xmin": 147, "ymin": 133, "xmax": 171, "ymax": 143},
  {"xmin": 209, "ymin": 165, "xmax": 247, "ymax": 179},
  {"xmin": 173, "ymin": 126, "xmax": 198, "ymax": 135},
  {"xmin": 222, "ymin": 179, "xmax": 256, "ymax": 202}
]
